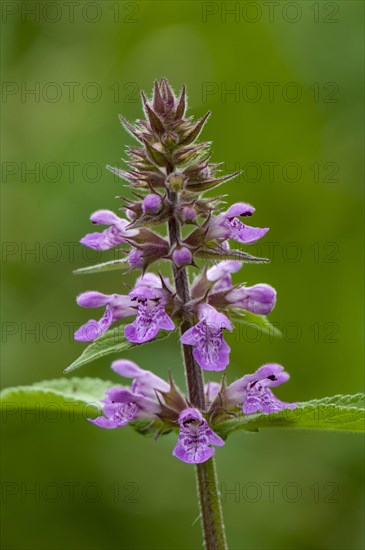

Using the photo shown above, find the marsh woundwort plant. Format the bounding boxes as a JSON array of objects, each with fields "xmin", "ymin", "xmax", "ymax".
[{"xmin": 74, "ymin": 80, "xmax": 296, "ymax": 549}]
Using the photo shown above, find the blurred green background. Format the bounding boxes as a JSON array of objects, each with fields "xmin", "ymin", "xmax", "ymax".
[{"xmin": 1, "ymin": 1, "xmax": 364, "ymax": 549}]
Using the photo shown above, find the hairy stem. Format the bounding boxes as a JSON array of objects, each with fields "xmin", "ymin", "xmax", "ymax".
[{"xmin": 168, "ymin": 198, "xmax": 228, "ymax": 550}]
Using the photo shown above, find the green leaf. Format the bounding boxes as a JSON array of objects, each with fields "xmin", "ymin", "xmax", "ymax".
[
  {"xmin": 73, "ymin": 259, "xmax": 129, "ymax": 275},
  {"xmin": 0, "ymin": 377, "xmax": 115, "ymax": 417},
  {"xmin": 195, "ymin": 248, "xmax": 269, "ymax": 263},
  {"xmin": 65, "ymin": 325, "xmax": 172, "ymax": 374},
  {"xmin": 229, "ymin": 310, "xmax": 282, "ymax": 338},
  {"xmin": 214, "ymin": 393, "xmax": 365, "ymax": 438},
  {"xmin": 0, "ymin": 378, "xmax": 171, "ymax": 436}
]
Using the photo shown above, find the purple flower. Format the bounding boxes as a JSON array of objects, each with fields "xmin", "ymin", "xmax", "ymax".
[
  {"xmin": 74, "ymin": 292, "xmax": 135, "ymax": 341},
  {"xmin": 172, "ymin": 246, "xmax": 192, "ymax": 268},
  {"xmin": 80, "ymin": 209, "xmax": 139, "ymax": 251},
  {"xmin": 180, "ymin": 304, "xmax": 232, "ymax": 371},
  {"xmin": 224, "ymin": 364, "xmax": 297, "ymax": 414},
  {"xmin": 142, "ymin": 193, "xmax": 163, "ymax": 214},
  {"xmin": 124, "ymin": 289, "xmax": 175, "ymax": 343},
  {"xmin": 207, "ymin": 203, "xmax": 269, "ymax": 245},
  {"xmin": 226, "ymin": 284, "xmax": 277, "ymax": 315},
  {"xmin": 89, "ymin": 360, "xmax": 169, "ymax": 429},
  {"xmin": 124, "ymin": 274, "xmax": 175, "ymax": 343},
  {"xmin": 74, "ymin": 274, "xmax": 175, "ymax": 343},
  {"xmin": 172, "ymin": 408, "xmax": 224, "ymax": 464}
]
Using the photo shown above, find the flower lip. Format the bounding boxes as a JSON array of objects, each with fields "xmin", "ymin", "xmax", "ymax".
[
  {"xmin": 178, "ymin": 407, "xmax": 203, "ymax": 424},
  {"xmin": 180, "ymin": 304, "xmax": 232, "ymax": 371},
  {"xmin": 76, "ymin": 291, "xmax": 111, "ymax": 308},
  {"xmin": 90, "ymin": 209, "xmax": 122, "ymax": 225},
  {"xmin": 225, "ymin": 202, "xmax": 255, "ymax": 219},
  {"xmin": 242, "ymin": 363, "xmax": 288, "ymax": 387},
  {"xmin": 198, "ymin": 303, "xmax": 232, "ymax": 331},
  {"xmin": 173, "ymin": 407, "xmax": 225, "ymax": 464}
]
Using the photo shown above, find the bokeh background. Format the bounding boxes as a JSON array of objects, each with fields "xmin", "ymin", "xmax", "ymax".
[{"xmin": 1, "ymin": 1, "xmax": 364, "ymax": 549}]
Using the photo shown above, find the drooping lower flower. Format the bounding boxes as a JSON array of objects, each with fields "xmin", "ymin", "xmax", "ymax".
[
  {"xmin": 74, "ymin": 273, "xmax": 175, "ymax": 343},
  {"xmin": 89, "ymin": 360, "xmax": 170, "ymax": 429},
  {"xmin": 212, "ymin": 364, "xmax": 297, "ymax": 415},
  {"xmin": 124, "ymin": 284, "xmax": 175, "ymax": 343},
  {"xmin": 172, "ymin": 408, "xmax": 224, "ymax": 464},
  {"xmin": 180, "ymin": 303, "xmax": 232, "ymax": 371}
]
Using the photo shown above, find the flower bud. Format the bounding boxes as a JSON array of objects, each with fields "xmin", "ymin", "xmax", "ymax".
[
  {"xmin": 142, "ymin": 194, "xmax": 163, "ymax": 215},
  {"xmin": 182, "ymin": 206, "xmax": 197, "ymax": 222},
  {"xmin": 172, "ymin": 246, "xmax": 192, "ymax": 268}
]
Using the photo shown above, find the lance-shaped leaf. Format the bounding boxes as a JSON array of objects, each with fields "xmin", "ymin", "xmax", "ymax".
[
  {"xmin": 214, "ymin": 394, "xmax": 365, "ymax": 438},
  {"xmin": 195, "ymin": 247, "xmax": 269, "ymax": 263},
  {"xmin": 73, "ymin": 259, "xmax": 129, "ymax": 276},
  {"xmin": 0, "ymin": 377, "xmax": 115, "ymax": 418},
  {"xmin": 65, "ymin": 325, "xmax": 173, "ymax": 373}
]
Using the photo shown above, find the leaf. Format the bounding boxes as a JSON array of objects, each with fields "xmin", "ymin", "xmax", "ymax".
[
  {"xmin": 195, "ymin": 248, "xmax": 269, "ymax": 263},
  {"xmin": 0, "ymin": 378, "xmax": 172, "ymax": 437},
  {"xmin": 73, "ymin": 259, "xmax": 129, "ymax": 275},
  {"xmin": 0, "ymin": 377, "xmax": 115, "ymax": 418},
  {"xmin": 229, "ymin": 310, "xmax": 282, "ymax": 338},
  {"xmin": 214, "ymin": 394, "xmax": 365, "ymax": 439},
  {"xmin": 65, "ymin": 325, "xmax": 172, "ymax": 374}
]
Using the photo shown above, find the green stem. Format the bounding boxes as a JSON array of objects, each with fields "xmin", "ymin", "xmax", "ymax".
[
  {"xmin": 168, "ymin": 201, "xmax": 228, "ymax": 550},
  {"xmin": 196, "ymin": 459, "xmax": 227, "ymax": 550}
]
